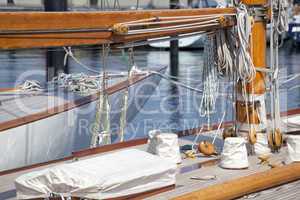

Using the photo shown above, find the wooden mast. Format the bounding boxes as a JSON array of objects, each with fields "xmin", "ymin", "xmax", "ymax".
[{"xmin": 237, "ymin": 0, "xmax": 269, "ymax": 153}]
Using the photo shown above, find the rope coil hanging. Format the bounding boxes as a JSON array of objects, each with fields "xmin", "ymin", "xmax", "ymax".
[
  {"xmin": 236, "ymin": 4, "xmax": 256, "ymax": 83},
  {"xmin": 215, "ymin": 29, "xmax": 235, "ymax": 77}
]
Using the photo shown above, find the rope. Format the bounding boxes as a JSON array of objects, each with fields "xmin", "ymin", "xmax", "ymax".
[
  {"xmin": 150, "ymin": 71, "xmax": 203, "ymax": 93},
  {"xmin": 268, "ymin": 0, "xmax": 288, "ymax": 150},
  {"xmin": 192, "ymin": 127, "xmax": 204, "ymax": 151},
  {"xmin": 18, "ymin": 80, "xmax": 43, "ymax": 92},
  {"xmin": 273, "ymin": 0, "xmax": 289, "ymax": 35},
  {"xmin": 118, "ymin": 14, "xmax": 235, "ymax": 26},
  {"xmin": 236, "ymin": 4, "xmax": 256, "ymax": 82},
  {"xmin": 113, "ymin": 0, "xmax": 120, "ymax": 9},
  {"xmin": 215, "ymin": 29, "xmax": 234, "ymax": 77},
  {"xmin": 126, "ymin": 16, "xmax": 220, "ymax": 27},
  {"xmin": 52, "ymin": 73, "xmax": 100, "ymax": 95},
  {"xmin": 64, "ymin": 47, "xmax": 100, "ymax": 74},
  {"xmin": 119, "ymin": 90, "xmax": 128, "ymax": 142},
  {"xmin": 199, "ymin": 34, "xmax": 219, "ymax": 126},
  {"xmin": 90, "ymin": 44, "xmax": 111, "ymax": 147},
  {"xmin": 126, "ymin": 20, "xmax": 219, "ymax": 35},
  {"xmin": 212, "ymin": 111, "xmax": 226, "ymax": 144},
  {"xmin": 113, "ymin": 14, "xmax": 235, "ymax": 35},
  {"xmin": 119, "ymin": 48, "xmax": 135, "ymax": 142}
]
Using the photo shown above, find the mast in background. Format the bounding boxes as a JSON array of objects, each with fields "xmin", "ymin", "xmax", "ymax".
[
  {"xmin": 44, "ymin": 0, "xmax": 68, "ymax": 81},
  {"xmin": 170, "ymin": 0, "xmax": 180, "ymax": 78},
  {"xmin": 90, "ymin": 0, "xmax": 98, "ymax": 8},
  {"xmin": 7, "ymin": 0, "xmax": 14, "ymax": 6}
]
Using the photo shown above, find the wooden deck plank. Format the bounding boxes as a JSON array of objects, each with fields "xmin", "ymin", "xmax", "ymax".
[{"xmin": 238, "ymin": 180, "xmax": 300, "ymax": 200}]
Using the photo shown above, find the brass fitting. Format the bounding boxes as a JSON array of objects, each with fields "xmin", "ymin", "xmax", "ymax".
[
  {"xmin": 268, "ymin": 128, "xmax": 283, "ymax": 151},
  {"xmin": 112, "ymin": 24, "xmax": 129, "ymax": 35},
  {"xmin": 219, "ymin": 16, "xmax": 227, "ymax": 27}
]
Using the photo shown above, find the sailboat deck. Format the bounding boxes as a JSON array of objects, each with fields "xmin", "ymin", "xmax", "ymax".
[
  {"xmin": 0, "ymin": 114, "xmax": 300, "ymax": 200},
  {"xmin": 146, "ymin": 147, "xmax": 290, "ymax": 200},
  {"xmin": 0, "ymin": 76, "xmax": 125, "ymax": 126}
]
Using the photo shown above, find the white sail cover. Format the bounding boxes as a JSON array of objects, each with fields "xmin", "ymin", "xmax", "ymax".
[
  {"xmin": 220, "ymin": 137, "xmax": 249, "ymax": 169},
  {"xmin": 15, "ymin": 149, "xmax": 177, "ymax": 199}
]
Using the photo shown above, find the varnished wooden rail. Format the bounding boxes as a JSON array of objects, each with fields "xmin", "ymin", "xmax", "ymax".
[{"xmin": 173, "ymin": 162, "xmax": 300, "ymax": 200}]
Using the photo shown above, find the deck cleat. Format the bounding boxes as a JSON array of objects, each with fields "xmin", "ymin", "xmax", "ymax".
[
  {"xmin": 248, "ymin": 126, "xmax": 257, "ymax": 145},
  {"xmin": 222, "ymin": 127, "xmax": 237, "ymax": 140},
  {"xmin": 198, "ymin": 141, "xmax": 217, "ymax": 156},
  {"xmin": 268, "ymin": 128, "xmax": 283, "ymax": 151}
]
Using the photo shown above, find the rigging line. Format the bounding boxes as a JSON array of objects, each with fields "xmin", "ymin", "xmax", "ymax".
[
  {"xmin": 118, "ymin": 30, "xmax": 209, "ymax": 48},
  {"xmin": 125, "ymin": 16, "xmax": 220, "ymax": 27},
  {"xmin": 192, "ymin": 126, "xmax": 204, "ymax": 151},
  {"xmin": 286, "ymin": 84, "xmax": 300, "ymax": 91},
  {"xmin": 63, "ymin": 47, "xmax": 130, "ymax": 78},
  {"xmin": 63, "ymin": 47, "xmax": 100, "ymax": 74},
  {"xmin": 280, "ymin": 74, "xmax": 300, "ymax": 84},
  {"xmin": 150, "ymin": 71, "xmax": 203, "ymax": 93},
  {"xmin": 126, "ymin": 22, "xmax": 219, "ymax": 35},
  {"xmin": 212, "ymin": 111, "xmax": 226, "ymax": 144},
  {"xmin": 119, "ymin": 48, "xmax": 135, "ymax": 142},
  {"xmin": 117, "ymin": 13, "xmax": 235, "ymax": 26},
  {"xmin": 127, "ymin": 19, "xmax": 219, "ymax": 34},
  {"xmin": 270, "ymin": 0, "xmax": 276, "ymax": 131},
  {"xmin": 113, "ymin": 0, "xmax": 120, "ymax": 9}
]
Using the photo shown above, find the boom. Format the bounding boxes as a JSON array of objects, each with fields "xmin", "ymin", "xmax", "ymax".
[{"xmin": 0, "ymin": 8, "xmax": 235, "ymax": 49}]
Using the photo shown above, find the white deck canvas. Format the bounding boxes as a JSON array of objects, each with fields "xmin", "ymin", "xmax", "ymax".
[{"xmin": 15, "ymin": 149, "xmax": 176, "ymax": 199}]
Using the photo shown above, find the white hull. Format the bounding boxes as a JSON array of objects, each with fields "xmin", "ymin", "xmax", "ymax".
[
  {"xmin": 149, "ymin": 35, "xmax": 204, "ymax": 49},
  {"xmin": 0, "ymin": 70, "xmax": 163, "ymax": 172}
]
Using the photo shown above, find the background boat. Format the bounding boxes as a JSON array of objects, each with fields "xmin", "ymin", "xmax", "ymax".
[
  {"xmin": 288, "ymin": 14, "xmax": 300, "ymax": 46},
  {"xmin": 149, "ymin": 0, "xmax": 219, "ymax": 49}
]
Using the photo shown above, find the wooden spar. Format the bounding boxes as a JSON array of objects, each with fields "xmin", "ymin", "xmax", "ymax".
[
  {"xmin": 172, "ymin": 162, "xmax": 300, "ymax": 200},
  {"xmin": 0, "ymin": 8, "xmax": 235, "ymax": 49},
  {"xmin": 241, "ymin": 0, "xmax": 268, "ymax": 5},
  {"xmin": 236, "ymin": 0, "xmax": 268, "ymax": 145}
]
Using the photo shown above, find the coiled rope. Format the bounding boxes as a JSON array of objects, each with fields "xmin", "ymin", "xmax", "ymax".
[
  {"xmin": 215, "ymin": 29, "xmax": 234, "ymax": 77},
  {"xmin": 236, "ymin": 4, "xmax": 256, "ymax": 82},
  {"xmin": 18, "ymin": 80, "xmax": 43, "ymax": 92},
  {"xmin": 273, "ymin": 0, "xmax": 289, "ymax": 35},
  {"xmin": 53, "ymin": 73, "xmax": 100, "ymax": 95}
]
